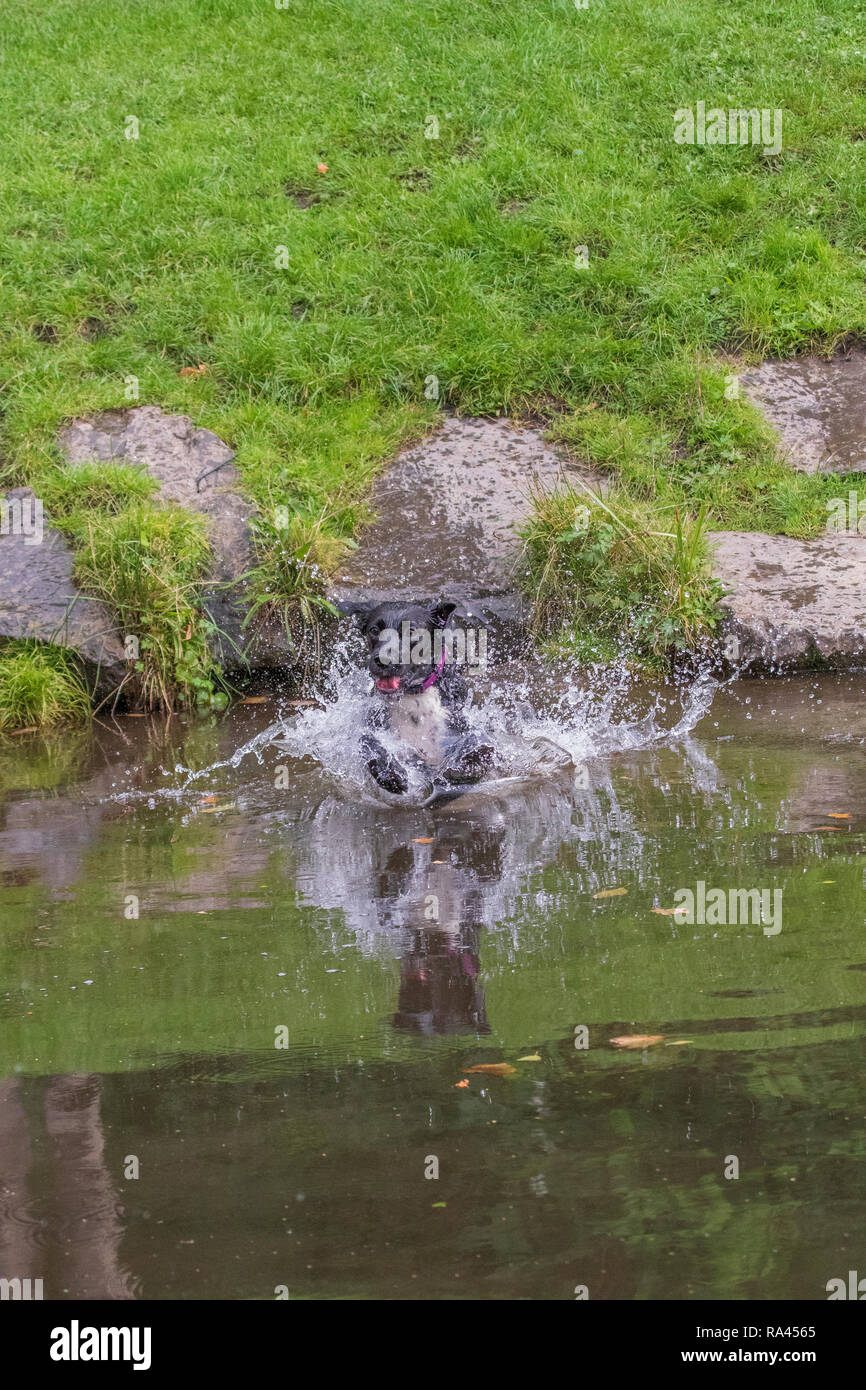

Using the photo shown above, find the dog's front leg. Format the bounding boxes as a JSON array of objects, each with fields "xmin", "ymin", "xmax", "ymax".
[
  {"xmin": 360, "ymin": 733, "xmax": 410, "ymax": 795},
  {"xmin": 438, "ymin": 733, "xmax": 495, "ymax": 787}
]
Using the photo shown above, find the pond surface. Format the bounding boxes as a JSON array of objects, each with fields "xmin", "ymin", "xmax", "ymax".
[{"xmin": 0, "ymin": 672, "xmax": 864, "ymax": 1300}]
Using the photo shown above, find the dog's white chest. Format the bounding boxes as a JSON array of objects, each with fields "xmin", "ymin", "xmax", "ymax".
[{"xmin": 388, "ymin": 689, "xmax": 448, "ymax": 764}]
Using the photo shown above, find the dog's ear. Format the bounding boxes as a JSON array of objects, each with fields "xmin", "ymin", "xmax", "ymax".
[
  {"xmin": 431, "ymin": 600, "xmax": 459, "ymax": 628},
  {"xmin": 334, "ymin": 599, "xmax": 370, "ymax": 622}
]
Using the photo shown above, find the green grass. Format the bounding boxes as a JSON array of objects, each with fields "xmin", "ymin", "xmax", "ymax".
[
  {"xmin": 19, "ymin": 461, "xmax": 222, "ymax": 711},
  {"xmin": 34, "ymin": 459, "xmax": 159, "ymax": 530},
  {"xmin": 2, "ymin": 0, "xmax": 866, "ymax": 701},
  {"xmin": 73, "ymin": 503, "xmax": 222, "ymax": 709},
  {"xmin": 0, "ymin": 640, "xmax": 92, "ymax": 731},
  {"xmin": 521, "ymin": 482, "xmax": 724, "ymax": 668}
]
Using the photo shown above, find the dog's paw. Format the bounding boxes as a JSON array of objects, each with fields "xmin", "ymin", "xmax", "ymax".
[
  {"xmin": 441, "ymin": 740, "xmax": 495, "ymax": 786},
  {"xmin": 372, "ymin": 765, "xmax": 410, "ymax": 795},
  {"xmin": 361, "ymin": 734, "xmax": 410, "ymax": 795}
]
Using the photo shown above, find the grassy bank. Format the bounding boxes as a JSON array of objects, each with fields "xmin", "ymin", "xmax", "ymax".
[{"xmin": 2, "ymin": 0, "xmax": 866, "ymax": 719}]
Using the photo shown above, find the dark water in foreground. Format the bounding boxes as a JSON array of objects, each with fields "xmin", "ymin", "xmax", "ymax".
[{"xmin": 0, "ymin": 673, "xmax": 864, "ymax": 1301}]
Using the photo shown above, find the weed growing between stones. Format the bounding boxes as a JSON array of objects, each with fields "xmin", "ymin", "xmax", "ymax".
[
  {"xmin": 34, "ymin": 460, "xmax": 159, "ymax": 524},
  {"xmin": 0, "ymin": 640, "xmax": 92, "ymax": 732},
  {"xmin": 520, "ymin": 482, "xmax": 723, "ymax": 671},
  {"xmin": 241, "ymin": 506, "xmax": 343, "ymax": 687},
  {"xmin": 73, "ymin": 504, "xmax": 224, "ymax": 711}
]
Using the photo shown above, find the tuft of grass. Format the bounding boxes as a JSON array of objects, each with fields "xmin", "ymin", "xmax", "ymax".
[
  {"xmin": 242, "ymin": 505, "xmax": 344, "ymax": 687},
  {"xmin": 73, "ymin": 503, "xmax": 223, "ymax": 710},
  {"xmin": 245, "ymin": 505, "xmax": 345, "ymax": 631},
  {"xmin": 35, "ymin": 460, "xmax": 159, "ymax": 532},
  {"xmin": 520, "ymin": 481, "xmax": 724, "ymax": 669},
  {"xmin": 0, "ymin": 640, "xmax": 92, "ymax": 732}
]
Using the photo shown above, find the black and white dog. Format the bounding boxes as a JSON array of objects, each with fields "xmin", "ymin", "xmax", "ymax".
[{"xmin": 339, "ymin": 599, "xmax": 495, "ymax": 798}]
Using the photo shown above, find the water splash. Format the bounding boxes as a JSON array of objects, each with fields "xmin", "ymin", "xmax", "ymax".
[
  {"xmin": 263, "ymin": 647, "xmax": 721, "ymax": 803},
  {"xmin": 119, "ymin": 640, "xmax": 724, "ymax": 806}
]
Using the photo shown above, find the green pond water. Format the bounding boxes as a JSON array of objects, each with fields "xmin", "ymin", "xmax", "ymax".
[{"xmin": 0, "ymin": 673, "xmax": 864, "ymax": 1301}]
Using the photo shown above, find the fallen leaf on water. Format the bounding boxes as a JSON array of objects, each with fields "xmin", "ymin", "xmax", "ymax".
[
  {"xmin": 179, "ymin": 363, "xmax": 209, "ymax": 377},
  {"xmin": 518, "ymin": 1053, "xmax": 542, "ymax": 1062},
  {"xmin": 651, "ymin": 906, "xmax": 683, "ymax": 916},
  {"xmin": 242, "ymin": 697, "xmax": 269, "ymax": 703},
  {"xmin": 814, "ymin": 825, "xmax": 841, "ymax": 831},
  {"xmin": 610, "ymin": 1035, "xmax": 664, "ymax": 1049},
  {"xmin": 413, "ymin": 837, "xmax": 434, "ymax": 843},
  {"xmin": 594, "ymin": 886, "xmax": 627, "ymax": 899},
  {"xmin": 454, "ymin": 1079, "xmax": 469, "ymax": 1088},
  {"xmin": 463, "ymin": 1063, "xmax": 517, "ymax": 1077},
  {"xmin": 828, "ymin": 812, "xmax": 851, "ymax": 819},
  {"xmin": 665, "ymin": 1040, "xmax": 692, "ymax": 1046}
]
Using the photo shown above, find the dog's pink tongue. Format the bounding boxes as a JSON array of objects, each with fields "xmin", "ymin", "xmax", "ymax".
[{"xmin": 375, "ymin": 675, "xmax": 401, "ymax": 692}]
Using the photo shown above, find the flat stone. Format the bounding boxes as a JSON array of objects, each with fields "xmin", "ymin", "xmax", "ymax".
[
  {"xmin": 710, "ymin": 529, "xmax": 866, "ymax": 671},
  {"xmin": 331, "ymin": 416, "xmax": 599, "ymax": 655},
  {"xmin": 58, "ymin": 406, "xmax": 282, "ymax": 667},
  {"xmin": 741, "ymin": 350, "xmax": 866, "ymax": 473},
  {"xmin": 0, "ymin": 489, "xmax": 127, "ymax": 690}
]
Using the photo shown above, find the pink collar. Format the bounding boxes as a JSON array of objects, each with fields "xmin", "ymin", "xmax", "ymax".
[{"xmin": 421, "ymin": 648, "xmax": 447, "ymax": 691}]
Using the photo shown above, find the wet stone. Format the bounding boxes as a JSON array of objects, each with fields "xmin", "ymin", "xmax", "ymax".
[
  {"xmin": 0, "ymin": 488, "xmax": 127, "ymax": 690},
  {"xmin": 58, "ymin": 406, "xmax": 290, "ymax": 669},
  {"xmin": 741, "ymin": 349, "xmax": 866, "ymax": 473},
  {"xmin": 331, "ymin": 416, "xmax": 599, "ymax": 656},
  {"xmin": 710, "ymin": 529, "xmax": 866, "ymax": 671}
]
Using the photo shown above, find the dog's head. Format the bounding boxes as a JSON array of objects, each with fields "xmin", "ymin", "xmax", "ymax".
[{"xmin": 338, "ymin": 599, "xmax": 461, "ymax": 697}]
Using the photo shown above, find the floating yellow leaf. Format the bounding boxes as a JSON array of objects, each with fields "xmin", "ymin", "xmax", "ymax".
[
  {"xmin": 828, "ymin": 812, "xmax": 851, "ymax": 819},
  {"xmin": 518, "ymin": 1053, "xmax": 542, "ymax": 1062},
  {"xmin": 463, "ymin": 1063, "xmax": 517, "ymax": 1077},
  {"xmin": 594, "ymin": 886, "xmax": 627, "ymax": 899},
  {"xmin": 610, "ymin": 1035, "xmax": 664, "ymax": 1049},
  {"xmin": 454, "ymin": 1079, "xmax": 469, "ymax": 1088},
  {"xmin": 413, "ymin": 837, "xmax": 434, "ymax": 843},
  {"xmin": 651, "ymin": 906, "xmax": 683, "ymax": 916}
]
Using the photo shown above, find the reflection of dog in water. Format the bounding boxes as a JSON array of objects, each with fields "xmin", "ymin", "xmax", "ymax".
[
  {"xmin": 292, "ymin": 772, "xmax": 581, "ymax": 1034},
  {"xmin": 338, "ymin": 599, "xmax": 495, "ymax": 798},
  {"xmin": 383, "ymin": 822, "xmax": 505, "ymax": 1035}
]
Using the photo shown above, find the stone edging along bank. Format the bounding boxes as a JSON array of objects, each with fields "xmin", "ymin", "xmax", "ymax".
[{"xmin": 1, "ymin": 392, "xmax": 865, "ymax": 700}]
